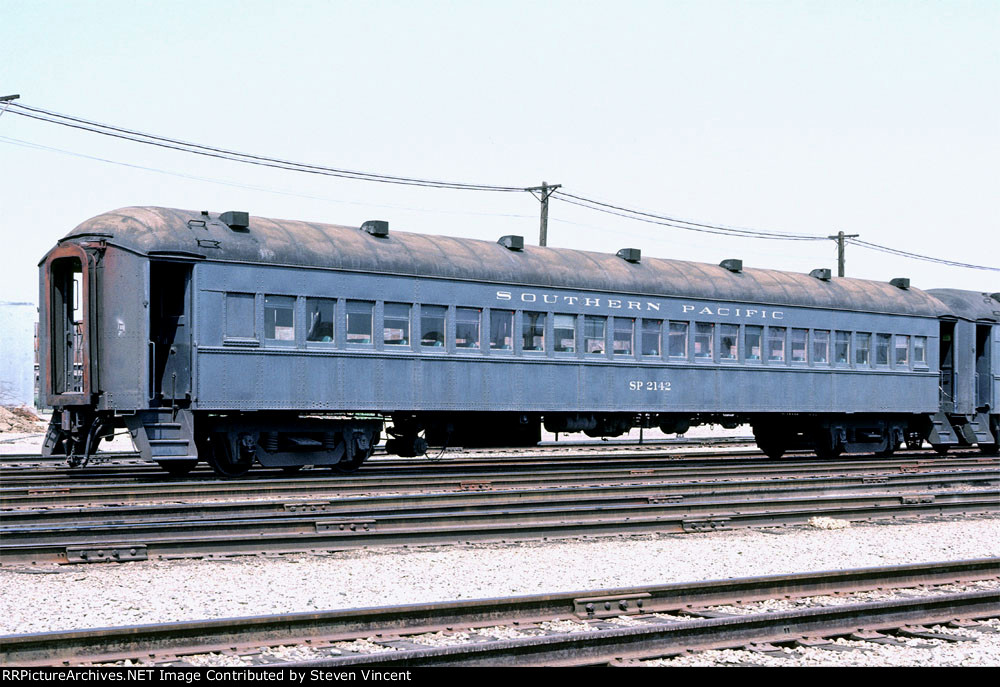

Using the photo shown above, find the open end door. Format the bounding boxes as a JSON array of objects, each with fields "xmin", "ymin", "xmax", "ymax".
[{"xmin": 42, "ymin": 244, "xmax": 94, "ymax": 405}]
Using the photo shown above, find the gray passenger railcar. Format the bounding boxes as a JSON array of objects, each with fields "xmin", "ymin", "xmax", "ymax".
[{"xmin": 38, "ymin": 207, "xmax": 999, "ymax": 476}]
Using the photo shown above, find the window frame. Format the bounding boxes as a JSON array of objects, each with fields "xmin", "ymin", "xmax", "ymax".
[
  {"xmin": 382, "ymin": 302, "xmax": 411, "ymax": 348},
  {"xmin": 584, "ymin": 315, "xmax": 607, "ymax": 356},
  {"xmin": 719, "ymin": 323, "xmax": 739, "ymax": 362},
  {"xmin": 668, "ymin": 320, "xmax": 689, "ymax": 360},
  {"xmin": 489, "ymin": 308, "xmax": 514, "ymax": 353},
  {"xmin": 263, "ymin": 294, "xmax": 297, "ymax": 347},
  {"xmin": 455, "ymin": 306, "xmax": 482, "ymax": 350},
  {"xmin": 744, "ymin": 325, "xmax": 763, "ymax": 363},
  {"xmin": 640, "ymin": 318, "xmax": 662, "ymax": 358},
  {"xmin": 420, "ymin": 304, "xmax": 448, "ymax": 350},
  {"xmin": 553, "ymin": 313, "xmax": 577, "ymax": 355},
  {"xmin": 223, "ymin": 292, "xmax": 259, "ymax": 345}
]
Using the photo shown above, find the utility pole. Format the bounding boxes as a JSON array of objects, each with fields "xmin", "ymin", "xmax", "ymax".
[
  {"xmin": 527, "ymin": 181, "xmax": 561, "ymax": 247},
  {"xmin": 0, "ymin": 94, "xmax": 19, "ymax": 119},
  {"xmin": 828, "ymin": 230, "xmax": 860, "ymax": 277}
]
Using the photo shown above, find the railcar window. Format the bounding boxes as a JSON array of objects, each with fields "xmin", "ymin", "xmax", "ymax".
[
  {"xmin": 264, "ymin": 295, "xmax": 296, "ymax": 342},
  {"xmin": 790, "ymin": 329, "xmax": 808, "ymax": 362},
  {"xmin": 875, "ymin": 333, "xmax": 891, "ymax": 366},
  {"xmin": 421, "ymin": 305, "xmax": 447, "ymax": 347},
  {"xmin": 455, "ymin": 308, "xmax": 481, "ymax": 349},
  {"xmin": 641, "ymin": 319, "xmax": 662, "ymax": 356},
  {"xmin": 835, "ymin": 331, "xmax": 850, "ymax": 364},
  {"xmin": 225, "ymin": 293, "xmax": 256, "ymax": 339},
  {"xmin": 346, "ymin": 300, "xmax": 374, "ymax": 344},
  {"xmin": 895, "ymin": 335, "xmax": 910, "ymax": 366},
  {"xmin": 554, "ymin": 314, "xmax": 576, "ymax": 353},
  {"xmin": 768, "ymin": 326, "xmax": 786, "ymax": 362},
  {"xmin": 694, "ymin": 323, "xmax": 714, "ymax": 359},
  {"xmin": 914, "ymin": 336, "xmax": 927, "ymax": 365},
  {"xmin": 585, "ymin": 316, "xmax": 606, "ymax": 354},
  {"xmin": 490, "ymin": 310, "xmax": 514, "ymax": 350},
  {"xmin": 856, "ymin": 332, "xmax": 871, "ymax": 366},
  {"xmin": 745, "ymin": 325, "xmax": 762, "ymax": 361},
  {"xmin": 383, "ymin": 303, "xmax": 410, "ymax": 346},
  {"xmin": 306, "ymin": 298, "xmax": 335, "ymax": 342},
  {"xmin": 720, "ymin": 324, "xmax": 738, "ymax": 360},
  {"xmin": 812, "ymin": 330, "xmax": 830, "ymax": 364},
  {"xmin": 614, "ymin": 318, "xmax": 634, "ymax": 356},
  {"xmin": 668, "ymin": 321, "xmax": 688, "ymax": 359},
  {"xmin": 522, "ymin": 312, "xmax": 546, "ymax": 352}
]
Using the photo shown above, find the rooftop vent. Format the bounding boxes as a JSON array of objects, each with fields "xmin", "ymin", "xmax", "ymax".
[
  {"xmin": 617, "ymin": 248, "xmax": 641, "ymax": 263},
  {"xmin": 498, "ymin": 235, "xmax": 524, "ymax": 251},
  {"xmin": 220, "ymin": 211, "xmax": 250, "ymax": 231},
  {"xmin": 720, "ymin": 259, "xmax": 742, "ymax": 273},
  {"xmin": 890, "ymin": 277, "xmax": 911, "ymax": 289},
  {"xmin": 810, "ymin": 268, "xmax": 832, "ymax": 281},
  {"xmin": 991, "ymin": 293, "xmax": 1000, "ymax": 303},
  {"xmin": 361, "ymin": 220, "xmax": 389, "ymax": 238}
]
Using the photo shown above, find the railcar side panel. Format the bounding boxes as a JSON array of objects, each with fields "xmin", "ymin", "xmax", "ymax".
[{"xmin": 190, "ymin": 261, "xmax": 940, "ymax": 415}]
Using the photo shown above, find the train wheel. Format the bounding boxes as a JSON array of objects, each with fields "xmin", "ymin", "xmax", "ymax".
[
  {"xmin": 874, "ymin": 443, "xmax": 897, "ymax": 457},
  {"xmin": 157, "ymin": 459, "xmax": 198, "ymax": 477},
  {"xmin": 812, "ymin": 430, "xmax": 842, "ymax": 460},
  {"xmin": 874, "ymin": 435, "xmax": 899, "ymax": 457},
  {"xmin": 755, "ymin": 441, "xmax": 786, "ymax": 460},
  {"xmin": 208, "ymin": 432, "xmax": 255, "ymax": 478},
  {"xmin": 331, "ymin": 447, "xmax": 372, "ymax": 474}
]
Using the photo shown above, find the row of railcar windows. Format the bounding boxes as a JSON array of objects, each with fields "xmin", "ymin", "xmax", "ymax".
[{"xmin": 229, "ymin": 294, "xmax": 928, "ymax": 369}]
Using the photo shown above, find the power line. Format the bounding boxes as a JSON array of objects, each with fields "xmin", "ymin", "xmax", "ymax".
[
  {"xmin": 553, "ymin": 191, "xmax": 826, "ymax": 241},
  {"xmin": 4, "ymin": 99, "xmax": 997, "ymax": 272},
  {"xmin": 4, "ymin": 102, "xmax": 527, "ymax": 193},
  {"xmin": 846, "ymin": 238, "xmax": 1000, "ymax": 272},
  {"xmin": 0, "ymin": 135, "xmax": 537, "ymax": 221},
  {"xmin": 553, "ymin": 191, "xmax": 827, "ymax": 241}
]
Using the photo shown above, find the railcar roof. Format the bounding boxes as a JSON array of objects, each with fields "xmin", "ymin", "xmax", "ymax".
[
  {"xmin": 927, "ymin": 289, "xmax": 1000, "ymax": 323},
  {"xmin": 58, "ymin": 206, "xmax": 950, "ymax": 317}
]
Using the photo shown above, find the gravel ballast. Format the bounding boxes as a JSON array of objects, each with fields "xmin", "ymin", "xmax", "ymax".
[{"xmin": 2, "ymin": 515, "xmax": 998, "ymax": 636}]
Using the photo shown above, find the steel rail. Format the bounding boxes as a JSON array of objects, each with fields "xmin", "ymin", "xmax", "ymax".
[
  {"xmin": 2, "ymin": 490, "xmax": 996, "ymax": 566},
  {"xmin": 0, "ymin": 444, "xmax": 981, "ymax": 480},
  {"xmin": 2, "ymin": 558, "xmax": 997, "ymax": 666},
  {"xmin": 290, "ymin": 589, "xmax": 1000, "ymax": 667},
  {"xmin": 0, "ymin": 440, "xmax": 756, "ymax": 470},
  {"xmin": 4, "ymin": 456, "xmax": 995, "ymax": 509},
  {"xmin": 4, "ymin": 470, "xmax": 997, "ymax": 529},
  {"xmin": 0, "ymin": 437, "xmax": 757, "ymax": 465},
  {"xmin": 0, "ymin": 447, "xmax": 778, "ymax": 481}
]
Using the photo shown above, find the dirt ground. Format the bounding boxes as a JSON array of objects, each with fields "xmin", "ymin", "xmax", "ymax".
[{"xmin": 0, "ymin": 405, "xmax": 46, "ymax": 433}]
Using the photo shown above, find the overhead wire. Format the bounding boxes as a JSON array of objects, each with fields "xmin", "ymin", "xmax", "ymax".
[
  {"xmin": 4, "ymin": 100, "xmax": 997, "ymax": 272},
  {"xmin": 0, "ymin": 135, "xmax": 537, "ymax": 220},
  {"xmin": 553, "ymin": 190, "xmax": 827, "ymax": 241},
  {"xmin": 845, "ymin": 238, "xmax": 1000, "ymax": 272},
  {"xmin": 4, "ymin": 102, "xmax": 526, "ymax": 192}
]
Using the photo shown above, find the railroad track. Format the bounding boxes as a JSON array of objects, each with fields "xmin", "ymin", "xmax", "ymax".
[
  {"xmin": 3, "ymin": 559, "xmax": 997, "ymax": 666},
  {"xmin": 3, "ymin": 483, "xmax": 996, "ymax": 565},
  {"xmin": 3, "ymin": 454, "xmax": 996, "ymax": 507},
  {"xmin": 0, "ymin": 436, "xmax": 759, "ymax": 467}
]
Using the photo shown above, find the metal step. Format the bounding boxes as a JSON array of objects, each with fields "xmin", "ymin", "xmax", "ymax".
[
  {"xmin": 969, "ymin": 413, "xmax": 997, "ymax": 445},
  {"xmin": 928, "ymin": 412, "xmax": 959, "ymax": 446}
]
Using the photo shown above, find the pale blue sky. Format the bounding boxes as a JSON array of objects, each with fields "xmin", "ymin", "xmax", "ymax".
[{"xmin": 1, "ymin": 0, "xmax": 997, "ymax": 303}]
